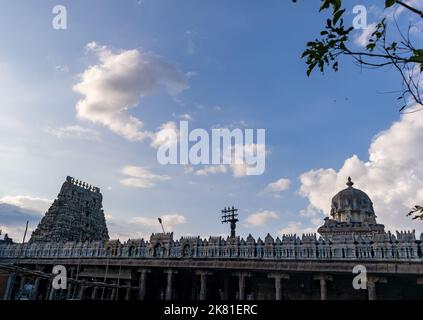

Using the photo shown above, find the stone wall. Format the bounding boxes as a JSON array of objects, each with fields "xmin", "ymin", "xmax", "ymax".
[{"xmin": 1, "ymin": 230, "xmax": 421, "ymax": 261}]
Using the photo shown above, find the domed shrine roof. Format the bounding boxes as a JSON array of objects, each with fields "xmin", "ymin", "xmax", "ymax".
[
  {"xmin": 318, "ymin": 177, "xmax": 385, "ymax": 238},
  {"xmin": 330, "ymin": 177, "xmax": 375, "ymax": 219}
]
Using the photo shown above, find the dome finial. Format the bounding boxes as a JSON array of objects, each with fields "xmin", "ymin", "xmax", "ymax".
[{"xmin": 346, "ymin": 177, "xmax": 354, "ymax": 187}]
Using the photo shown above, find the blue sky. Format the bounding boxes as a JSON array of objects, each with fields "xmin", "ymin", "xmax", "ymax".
[{"xmin": 1, "ymin": 0, "xmax": 423, "ymax": 241}]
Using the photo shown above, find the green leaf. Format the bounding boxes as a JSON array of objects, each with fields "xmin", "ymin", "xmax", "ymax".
[
  {"xmin": 319, "ymin": 0, "xmax": 331, "ymax": 12},
  {"xmin": 411, "ymin": 50, "xmax": 423, "ymax": 63},
  {"xmin": 332, "ymin": 61, "xmax": 339, "ymax": 71},
  {"xmin": 332, "ymin": 0, "xmax": 341, "ymax": 13},
  {"xmin": 306, "ymin": 63, "xmax": 316, "ymax": 76},
  {"xmin": 366, "ymin": 43, "xmax": 376, "ymax": 51},
  {"xmin": 385, "ymin": 0, "xmax": 396, "ymax": 8},
  {"xmin": 333, "ymin": 9, "xmax": 345, "ymax": 25}
]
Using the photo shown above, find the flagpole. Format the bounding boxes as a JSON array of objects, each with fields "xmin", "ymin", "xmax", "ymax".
[{"xmin": 158, "ymin": 218, "xmax": 165, "ymax": 233}]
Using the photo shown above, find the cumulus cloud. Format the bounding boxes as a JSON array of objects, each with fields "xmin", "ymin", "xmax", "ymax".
[
  {"xmin": 0, "ymin": 224, "xmax": 36, "ymax": 242},
  {"xmin": 55, "ymin": 65, "xmax": 69, "ymax": 73},
  {"xmin": 279, "ymin": 221, "xmax": 316, "ymax": 236},
  {"xmin": 45, "ymin": 125, "xmax": 100, "ymax": 141},
  {"xmin": 263, "ymin": 178, "xmax": 291, "ymax": 194},
  {"xmin": 120, "ymin": 166, "xmax": 171, "ymax": 188},
  {"xmin": 150, "ymin": 121, "xmax": 179, "ymax": 149},
  {"xmin": 178, "ymin": 113, "xmax": 193, "ymax": 121},
  {"xmin": 299, "ymin": 108, "xmax": 423, "ymax": 232},
  {"xmin": 73, "ymin": 42, "xmax": 188, "ymax": 141},
  {"xmin": 131, "ymin": 214, "xmax": 186, "ymax": 230},
  {"xmin": 229, "ymin": 143, "xmax": 267, "ymax": 177},
  {"xmin": 0, "ymin": 204, "xmax": 43, "ymax": 226},
  {"xmin": 410, "ymin": 21, "xmax": 423, "ymax": 36},
  {"xmin": 195, "ymin": 165, "xmax": 228, "ymax": 176},
  {"xmin": 245, "ymin": 210, "xmax": 278, "ymax": 227},
  {"xmin": 188, "ymin": 143, "xmax": 266, "ymax": 177},
  {"xmin": 106, "ymin": 213, "xmax": 186, "ymax": 241},
  {"xmin": 0, "ymin": 195, "xmax": 51, "ymax": 213},
  {"xmin": 354, "ymin": 23, "xmax": 377, "ymax": 47},
  {"xmin": 394, "ymin": 0, "xmax": 423, "ymax": 16},
  {"xmin": 0, "ymin": 196, "xmax": 51, "ymax": 241}
]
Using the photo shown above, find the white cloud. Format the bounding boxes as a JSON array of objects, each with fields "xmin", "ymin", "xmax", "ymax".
[
  {"xmin": 245, "ymin": 210, "xmax": 278, "ymax": 226},
  {"xmin": 55, "ymin": 65, "xmax": 69, "ymax": 73},
  {"xmin": 279, "ymin": 221, "xmax": 316, "ymax": 236},
  {"xmin": 299, "ymin": 107, "xmax": 423, "ymax": 232},
  {"xmin": 0, "ymin": 225, "xmax": 36, "ymax": 242},
  {"xmin": 0, "ymin": 195, "xmax": 51, "ymax": 213},
  {"xmin": 131, "ymin": 213, "xmax": 186, "ymax": 230},
  {"xmin": 410, "ymin": 21, "xmax": 423, "ymax": 36},
  {"xmin": 183, "ymin": 166, "xmax": 195, "ymax": 174},
  {"xmin": 195, "ymin": 165, "xmax": 228, "ymax": 176},
  {"xmin": 45, "ymin": 125, "xmax": 100, "ymax": 141},
  {"xmin": 354, "ymin": 23, "xmax": 377, "ymax": 47},
  {"xmin": 229, "ymin": 143, "xmax": 267, "ymax": 177},
  {"xmin": 150, "ymin": 121, "xmax": 179, "ymax": 149},
  {"xmin": 394, "ymin": 0, "xmax": 423, "ymax": 16},
  {"xmin": 178, "ymin": 113, "xmax": 193, "ymax": 121},
  {"xmin": 369, "ymin": 2, "xmax": 423, "ymax": 22},
  {"xmin": 299, "ymin": 204, "xmax": 322, "ymax": 218},
  {"xmin": 73, "ymin": 42, "xmax": 188, "ymax": 141},
  {"xmin": 120, "ymin": 166, "xmax": 171, "ymax": 188},
  {"xmin": 107, "ymin": 213, "xmax": 186, "ymax": 241},
  {"xmin": 404, "ymin": 65, "xmax": 423, "ymax": 105},
  {"xmin": 211, "ymin": 120, "xmax": 249, "ymax": 130},
  {"xmin": 263, "ymin": 178, "xmax": 291, "ymax": 194}
]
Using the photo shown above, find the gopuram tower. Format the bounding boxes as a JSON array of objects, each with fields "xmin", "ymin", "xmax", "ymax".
[{"xmin": 30, "ymin": 176, "xmax": 109, "ymax": 243}]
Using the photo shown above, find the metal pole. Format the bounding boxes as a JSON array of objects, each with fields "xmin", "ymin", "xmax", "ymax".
[{"xmin": 158, "ymin": 218, "xmax": 166, "ymax": 233}]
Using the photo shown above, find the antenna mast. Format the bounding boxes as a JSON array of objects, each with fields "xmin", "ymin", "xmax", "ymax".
[{"xmin": 221, "ymin": 206, "xmax": 239, "ymax": 238}]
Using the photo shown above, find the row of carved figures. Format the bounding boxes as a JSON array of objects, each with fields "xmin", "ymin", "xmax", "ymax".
[
  {"xmin": 0, "ymin": 233, "xmax": 422, "ymax": 260},
  {"xmin": 66, "ymin": 176, "xmax": 100, "ymax": 193}
]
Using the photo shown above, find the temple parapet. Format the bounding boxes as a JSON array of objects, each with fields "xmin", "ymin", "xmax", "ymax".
[
  {"xmin": 66, "ymin": 176, "xmax": 100, "ymax": 193},
  {"xmin": 396, "ymin": 230, "xmax": 416, "ymax": 242},
  {"xmin": 1, "ymin": 231, "xmax": 421, "ymax": 261}
]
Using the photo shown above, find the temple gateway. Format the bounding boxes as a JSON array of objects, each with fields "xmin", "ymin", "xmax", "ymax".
[{"xmin": 0, "ymin": 176, "xmax": 422, "ymax": 300}]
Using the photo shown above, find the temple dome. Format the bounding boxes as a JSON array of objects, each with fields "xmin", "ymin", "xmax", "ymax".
[{"xmin": 330, "ymin": 177, "xmax": 376, "ymax": 224}]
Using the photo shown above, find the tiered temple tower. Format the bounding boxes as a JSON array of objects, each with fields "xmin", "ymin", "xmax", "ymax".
[{"xmin": 30, "ymin": 176, "xmax": 109, "ymax": 243}]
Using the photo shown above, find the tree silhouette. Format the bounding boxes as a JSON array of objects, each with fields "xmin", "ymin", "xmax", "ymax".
[{"xmin": 297, "ymin": 0, "xmax": 423, "ymax": 112}]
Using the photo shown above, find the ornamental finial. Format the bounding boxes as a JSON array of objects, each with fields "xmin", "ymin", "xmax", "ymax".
[{"xmin": 346, "ymin": 177, "xmax": 354, "ymax": 187}]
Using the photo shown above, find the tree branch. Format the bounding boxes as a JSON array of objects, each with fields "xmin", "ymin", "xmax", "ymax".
[{"xmin": 396, "ymin": 1, "xmax": 423, "ymax": 18}]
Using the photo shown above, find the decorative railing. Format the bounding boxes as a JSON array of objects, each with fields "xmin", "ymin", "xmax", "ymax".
[{"xmin": 0, "ymin": 232, "xmax": 422, "ymax": 261}]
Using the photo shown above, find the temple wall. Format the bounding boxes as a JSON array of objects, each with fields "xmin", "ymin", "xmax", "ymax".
[{"xmin": 1, "ymin": 230, "xmax": 422, "ymax": 261}]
